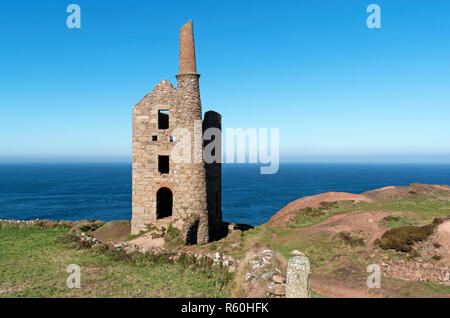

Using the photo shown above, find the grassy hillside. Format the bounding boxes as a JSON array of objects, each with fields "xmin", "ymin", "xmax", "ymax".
[
  {"xmin": 188, "ymin": 184, "xmax": 450, "ymax": 297},
  {"xmin": 0, "ymin": 223, "xmax": 230, "ymax": 298},
  {"xmin": 1, "ymin": 184, "xmax": 448, "ymax": 298}
]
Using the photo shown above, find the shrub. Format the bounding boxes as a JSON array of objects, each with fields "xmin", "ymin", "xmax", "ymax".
[
  {"xmin": 78, "ymin": 221, "xmax": 104, "ymax": 232},
  {"xmin": 35, "ymin": 220, "xmax": 73, "ymax": 229},
  {"xmin": 432, "ymin": 255, "xmax": 442, "ymax": 261},
  {"xmin": 384, "ymin": 215, "xmax": 400, "ymax": 222},
  {"xmin": 376, "ymin": 223, "xmax": 436, "ymax": 252},
  {"xmin": 291, "ymin": 201, "xmax": 344, "ymax": 227},
  {"xmin": 407, "ymin": 249, "xmax": 420, "ymax": 260},
  {"xmin": 319, "ymin": 201, "xmax": 339, "ymax": 210},
  {"xmin": 338, "ymin": 232, "xmax": 365, "ymax": 247},
  {"xmin": 209, "ymin": 244, "xmax": 217, "ymax": 251}
]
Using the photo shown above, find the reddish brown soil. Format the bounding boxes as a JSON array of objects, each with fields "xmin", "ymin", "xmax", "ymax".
[
  {"xmin": 268, "ymin": 183, "xmax": 450, "ymax": 228},
  {"xmin": 311, "ymin": 272, "xmax": 384, "ymax": 298},
  {"xmin": 269, "ymin": 192, "xmax": 373, "ymax": 227},
  {"xmin": 363, "ymin": 183, "xmax": 450, "ymax": 202},
  {"xmin": 268, "ymin": 183, "xmax": 450, "ymax": 298},
  {"xmin": 303, "ymin": 210, "xmax": 395, "ymax": 246},
  {"xmin": 91, "ymin": 221, "xmax": 130, "ymax": 243},
  {"xmin": 312, "ymin": 269, "xmax": 450, "ymax": 298},
  {"xmin": 437, "ymin": 220, "xmax": 450, "ymax": 264}
]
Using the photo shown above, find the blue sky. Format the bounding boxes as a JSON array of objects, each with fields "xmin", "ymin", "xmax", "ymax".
[{"xmin": 0, "ymin": 0, "xmax": 449, "ymax": 163}]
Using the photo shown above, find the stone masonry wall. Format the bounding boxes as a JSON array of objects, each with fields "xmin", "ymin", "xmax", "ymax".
[
  {"xmin": 203, "ymin": 111, "xmax": 223, "ymax": 241},
  {"xmin": 173, "ymin": 73, "xmax": 209, "ymax": 245},
  {"xmin": 132, "ymin": 75, "xmax": 217, "ymax": 245},
  {"xmin": 131, "ymin": 80, "xmax": 178, "ymax": 235}
]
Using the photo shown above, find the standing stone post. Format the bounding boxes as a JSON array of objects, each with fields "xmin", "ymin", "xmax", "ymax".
[{"xmin": 285, "ymin": 256, "xmax": 311, "ymax": 298}]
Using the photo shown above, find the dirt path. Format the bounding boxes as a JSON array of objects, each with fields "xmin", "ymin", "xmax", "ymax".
[
  {"xmin": 301, "ymin": 211, "xmax": 403, "ymax": 298},
  {"xmin": 128, "ymin": 232, "xmax": 165, "ymax": 249},
  {"xmin": 437, "ymin": 220, "xmax": 450, "ymax": 264},
  {"xmin": 91, "ymin": 221, "xmax": 130, "ymax": 243},
  {"xmin": 311, "ymin": 274, "xmax": 384, "ymax": 298},
  {"xmin": 306, "ymin": 215, "xmax": 450, "ymax": 297},
  {"xmin": 302, "ymin": 210, "xmax": 396, "ymax": 246}
]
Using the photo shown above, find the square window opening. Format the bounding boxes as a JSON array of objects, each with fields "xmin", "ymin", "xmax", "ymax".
[
  {"xmin": 158, "ymin": 155, "xmax": 169, "ymax": 174},
  {"xmin": 158, "ymin": 110, "xmax": 169, "ymax": 130},
  {"xmin": 152, "ymin": 135, "xmax": 157, "ymax": 141}
]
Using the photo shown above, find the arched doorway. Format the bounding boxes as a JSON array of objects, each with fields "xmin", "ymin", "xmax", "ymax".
[{"xmin": 156, "ymin": 187, "xmax": 172, "ymax": 219}]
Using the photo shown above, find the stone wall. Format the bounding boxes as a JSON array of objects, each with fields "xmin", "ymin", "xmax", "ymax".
[
  {"xmin": 132, "ymin": 80, "xmax": 178, "ymax": 235},
  {"xmin": 203, "ymin": 111, "xmax": 224, "ymax": 241},
  {"xmin": 131, "ymin": 75, "xmax": 212, "ymax": 245}
]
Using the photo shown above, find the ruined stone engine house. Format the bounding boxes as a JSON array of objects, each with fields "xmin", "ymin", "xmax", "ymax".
[{"xmin": 131, "ymin": 20, "xmax": 222, "ymax": 245}]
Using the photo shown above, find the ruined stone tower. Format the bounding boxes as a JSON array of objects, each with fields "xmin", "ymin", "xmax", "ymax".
[{"xmin": 131, "ymin": 20, "xmax": 222, "ymax": 245}]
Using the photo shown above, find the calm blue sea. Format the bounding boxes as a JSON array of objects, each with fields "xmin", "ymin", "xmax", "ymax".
[{"xmin": 1, "ymin": 163, "xmax": 450, "ymax": 226}]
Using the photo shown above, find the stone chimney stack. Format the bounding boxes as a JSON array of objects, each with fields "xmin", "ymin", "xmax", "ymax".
[
  {"xmin": 175, "ymin": 20, "xmax": 209, "ymax": 245},
  {"xmin": 176, "ymin": 20, "xmax": 202, "ymax": 118},
  {"xmin": 179, "ymin": 20, "xmax": 197, "ymax": 74}
]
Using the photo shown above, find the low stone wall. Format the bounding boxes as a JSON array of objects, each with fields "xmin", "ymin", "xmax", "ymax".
[
  {"xmin": 0, "ymin": 219, "xmax": 38, "ymax": 224},
  {"xmin": 239, "ymin": 248, "xmax": 287, "ymax": 297},
  {"xmin": 239, "ymin": 248, "xmax": 311, "ymax": 298},
  {"xmin": 77, "ymin": 231, "xmax": 239, "ymax": 273}
]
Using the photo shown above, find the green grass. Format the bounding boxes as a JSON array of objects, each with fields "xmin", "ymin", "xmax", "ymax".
[
  {"xmin": 274, "ymin": 231, "xmax": 349, "ymax": 268},
  {"xmin": 4, "ymin": 190, "xmax": 446, "ymax": 298},
  {"xmin": 290, "ymin": 201, "xmax": 342, "ymax": 228},
  {"xmin": 421, "ymin": 282, "xmax": 450, "ymax": 295},
  {"xmin": 209, "ymin": 244, "xmax": 217, "ymax": 251},
  {"xmin": 240, "ymin": 226, "xmax": 351, "ymax": 269},
  {"xmin": 124, "ymin": 229, "xmax": 150, "ymax": 242},
  {"xmin": 164, "ymin": 224, "xmax": 184, "ymax": 247},
  {"xmin": 383, "ymin": 215, "xmax": 413, "ymax": 228},
  {"xmin": 0, "ymin": 223, "xmax": 230, "ymax": 298},
  {"xmin": 311, "ymin": 290, "xmax": 324, "ymax": 298}
]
